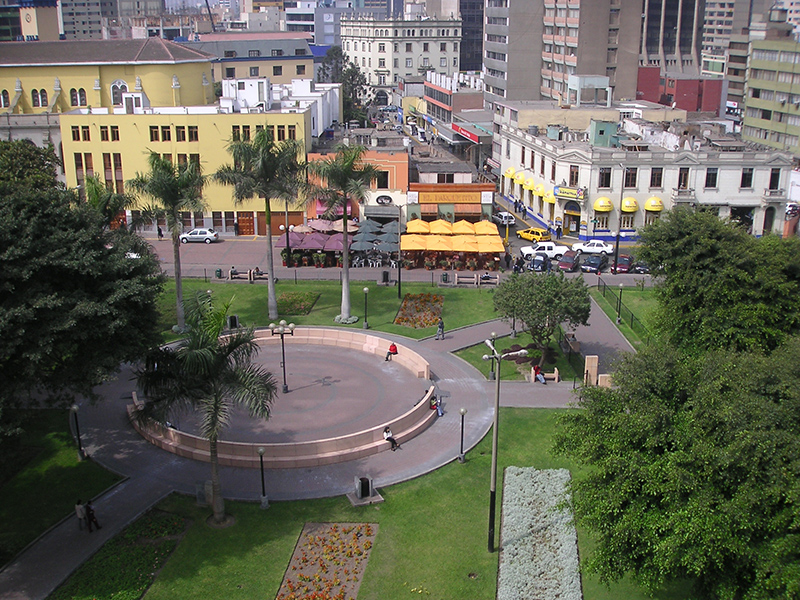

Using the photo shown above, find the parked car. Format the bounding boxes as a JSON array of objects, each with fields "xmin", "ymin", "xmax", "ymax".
[
  {"xmin": 523, "ymin": 240, "xmax": 569, "ymax": 260},
  {"xmin": 179, "ymin": 228, "xmax": 219, "ymax": 244},
  {"xmin": 529, "ymin": 252, "xmax": 552, "ymax": 273},
  {"xmin": 631, "ymin": 261, "xmax": 651, "ymax": 274},
  {"xmin": 516, "ymin": 227, "xmax": 551, "ymax": 243},
  {"xmin": 492, "ymin": 211, "xmax": 516, "ymax": 226},
  {"xmin": 572, "ymin": 239, "xmax": 614, "ymax": 255},
  {"xmin": 580, "ymin": 254, "xmax": 609, "ymax": 273},
  {"xmin": 612, "ymin": 254, "xmax": 634, "ymax": 274},
  {"xmin": 557, "ymin": 250, "xmax": 581, "ymax": 273}
]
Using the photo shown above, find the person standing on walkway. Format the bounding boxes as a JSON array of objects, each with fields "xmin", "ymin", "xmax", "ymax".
[
  {"xmin": 75, "ymin": 500, "xmax": 86, "ymax": 531},
  {"xmin": 233, "ymin": 220, "xmax": 239, "ymax": 236},
  {"xmin": 435, "ymin": 317, "xmax": 445, "ymax": 340},
  {"xmin": 556, "ymin": 225, "xmax": 562, "ymax": 240},
  {"xmin": 85, "ymin": 500, "xmax": 101, "ymax": 532},
  {"xmin": 383, "ymin": 427, "xmax": 399, "ymax": 451},
  {"xmin": 385, "ymin": 342, "xmax": 398, "ymax": 361},
  {"xmin": 504, "ymin": 252, "xmax": 512, "ymax": 269},
  {"xmin": 157, "ymin": 226, "xmax": 164, "ymax": 241}
]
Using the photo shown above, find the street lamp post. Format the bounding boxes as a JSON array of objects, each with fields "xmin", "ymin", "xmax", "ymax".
[
  {"xmin": 269, "ymin": 320, "xmax": 295, "ymax": 394},
  {"xmin": 279, "ymin": 223, "xmax": 295, "ymax": 268},
  {"xmin": 458, "ymin": 407, "xmax": 468, "ymax": 463},
  {"xmin": 71, "ymin": 404, "xmax": 85, "ymax": 460},
  {"xmin": 617, "ymin": 283, "xmax": 624, "ymax": 324},
  {"xmin": 483, "ymin": 339, "xmax": 528, "ymax": 553},
  {"xmin": 363, "ymin": 287, "xmax": 369, "ymax": 329},
  {"xmin": 488, "ymin": 331, "xmax": 497, "ymax": 380},
  {"xmin": 257, "ymin": 447, "xmax": 269, "ymax": 509}
]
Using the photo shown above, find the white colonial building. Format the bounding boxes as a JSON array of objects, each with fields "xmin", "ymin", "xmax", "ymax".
[{"xmin": 340, "ymin": 13, "xmax": 462, "ymax": 105}]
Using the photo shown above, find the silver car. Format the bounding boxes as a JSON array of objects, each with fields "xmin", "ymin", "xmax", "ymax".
[{"xmin": 179, "ymin": 228, "xmax": 219, "ymax": 244}]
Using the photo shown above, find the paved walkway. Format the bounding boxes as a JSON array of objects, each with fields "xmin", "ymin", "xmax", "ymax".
[{"xmin": 0, "ymin": 277, "xmax": 634, "ymax": 600}]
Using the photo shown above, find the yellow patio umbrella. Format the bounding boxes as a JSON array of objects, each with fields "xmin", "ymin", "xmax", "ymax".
[
  {"xmin": 450, "ymin": 235, "xmax": 480, "ymax": 253},
  {"xmin": 400, "ymin": 234, "xmax": 428, "ymax": 251},
  {"xmin": 477, "ymin": 236, "xmax": 506, "ymax": 253},
  {"xmin": 425, "ymin": 235, "xmax": 454, "ymax": 251},
  {"xmin": 405, "ymin": 218, "xmax": 430, "ymax": 234},
  {"xmin": 474, "ymin": 220, "xmax": 500, "ymax": 236},
  {"xmin": 428, "ymin": 219, "xmax": 454, "ymax": 235},
  {"xmin": 451, "ymin": 219, "xmax": 476, "ymax": 235}
]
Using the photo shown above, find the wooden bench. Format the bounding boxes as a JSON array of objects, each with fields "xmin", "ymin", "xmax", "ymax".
[{"xmin": 530, "ymin": 366, "xmax": 560, "ymax": 383}]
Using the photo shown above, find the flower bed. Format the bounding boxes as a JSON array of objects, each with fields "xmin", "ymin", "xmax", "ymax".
[
  {"xmin": 276, "ymin": 522, "xmax": 377, "ymax": 600},
  {"xmin": 498, "ymin": 467, "xmax": 582, "ymax": 600},
  {"xmin": 393, "ymin": 293, "xmax": 443, "ymax": 328},
  {"xmin": 277, "ymin": 292, "xmax": 320, "ymax": 315}
]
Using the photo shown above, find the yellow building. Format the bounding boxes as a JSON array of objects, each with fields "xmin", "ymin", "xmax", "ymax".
[
  {"xmin": 0, "ymin": 38, "xmax": 215, "ymax": 113},
  {"xmin": 60, "ymin": 107, "xmax": 313, "ymax": 235}
]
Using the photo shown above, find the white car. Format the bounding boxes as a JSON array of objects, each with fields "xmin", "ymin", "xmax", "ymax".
[
  {"xmin": 180, "ymin": 228, "xmax": 220, "ymax": 244},
  {"xmin": 492, "ymin": 211, "xmax": 516, "ymax": 227},
  {"xmin": 520, "ymin": 241, "xmax": 570, "ymax": 260},
  {"xmin": 571, "ymin": 239, "xmax": 614, "ymax": 255}
]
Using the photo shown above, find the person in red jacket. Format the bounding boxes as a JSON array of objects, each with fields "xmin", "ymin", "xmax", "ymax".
[{"xmin": 385, "ymin": 342, "xmax": 398, "ymax": 361}]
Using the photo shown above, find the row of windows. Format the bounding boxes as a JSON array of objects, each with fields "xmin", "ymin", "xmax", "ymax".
[
  {"xmin": 225, "ymin": 64, "xmax": 305, "ymax": 78},
  {"xmin": 345, "ymin": 41, "xmax": 458, "ymax": 53},
  {"xmin": 743, "ymin": 125, "xmax": 799, "ymax": 148},
  {"xmin": 752, "ymin": 49, "xmax": 800, "ymax": 64},
  {"xmin": 222, "ymin": 48, "xmax": 307, "ymax": 58},
  {"xmin": 147, "ymin": 125, "xmax": 199, "ymax": 142},
  {"xmin": 231, "ymin": 124, "xmax": 296, "ymax": 141},
  {"xmin": 343, "ymin": 27, "xmax": 459, "ymax": 38}
]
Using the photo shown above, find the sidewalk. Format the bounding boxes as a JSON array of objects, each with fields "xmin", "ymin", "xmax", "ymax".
[{"xmin": 0, "ymin": 276, "xmax": 634, "ymax": 600}]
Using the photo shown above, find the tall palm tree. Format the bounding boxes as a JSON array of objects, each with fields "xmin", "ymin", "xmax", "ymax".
[
  {"xmin": 306, "ymin": 144, "xmax": 379, "ymax": 321},
  {"xmin": 135, "ymin": 291, "xmax": 277, "ymax": 524},
  {"xmin": 214, "ymin": 130, "xmax": 305, "ymax": 320},
  {"xmin": 83, "ymin": 174, "xmax": 134, "ymax": 230},
  {"xmin": 128, "ymin": 153, "xmax": 205, "ymax": 330}
]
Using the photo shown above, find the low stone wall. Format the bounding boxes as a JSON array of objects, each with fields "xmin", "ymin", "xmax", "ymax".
[{"xmin": 128, "ymin": 329, "xmax": 435, "ymax": 468}]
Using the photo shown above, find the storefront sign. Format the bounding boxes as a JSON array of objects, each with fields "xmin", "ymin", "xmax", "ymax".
[
  {"xmin": 452, "ymin": 123, "xmax": 479, "ymax": 143},
  {"xmin": 376, "ymin": 195, "xmax": 393, "ymax": 205},
  {"xmin": 553, "ymin": 186, "xmax": 586, "ymax": 200}
]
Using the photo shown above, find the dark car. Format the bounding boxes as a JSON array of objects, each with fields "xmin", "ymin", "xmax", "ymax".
[
  {"xmin": 612, "ymin": 254, "xmax": 633, "ymax": 274},
  {"xmin": 528, "ymin": 252, "xmax": 552, "ymax": 273},
  {"xmin": 631, "ymin": 261, "xmax": 651, "ymax": 274},
  {"xmin": 580, "ymin": 254, "xmax": 608, "ymax": 274},
  {"xmin": 557, "ymin": 250, "xmax": 580, "ymax": 273}
]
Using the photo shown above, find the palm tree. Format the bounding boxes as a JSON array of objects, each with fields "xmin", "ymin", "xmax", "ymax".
[
  {"xmin": 83, "ymin": 174, "xmax": 134, "ymax": 230},
  {"xmin": 306, "ymin": 144, "xmax": 379, "ymax": 321},
  {"xmin": 128, "ymin": 153, "xmax": 205, "ymax": 330},
  {"xmin": 135, "ymin": 291, "xmax": 277, "ymax": 524},
  {"xmin": 214, "ymin": 130, "xmax": 305, "ymax": 320}
]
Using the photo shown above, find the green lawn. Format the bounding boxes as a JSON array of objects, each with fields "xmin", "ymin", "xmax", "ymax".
[
  {"xmin": 159, "ymin": 279, "xmax": 499, "ymax": 342},
  {"xmin": 590, "ymin": 286, "xmax": 659, "ymax": 348},
  {"xmin": 0, "ymin": 410, "xmax": 122, "ymax": 566},
  {"xmin": 52, "ymin": 409, "xmax": 690, "ymax": 600}
]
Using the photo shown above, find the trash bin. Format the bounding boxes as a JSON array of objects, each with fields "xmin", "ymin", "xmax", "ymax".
[
  {"xmin": 382, "ymin": 270, "xmax": 389, "ymax": 284},
  {"xmin": 441, "ymin": 272, "xmax": 449, "ymax": 283},
  {"xmin": 228, "ymin": 315, "xmax": 239, "ymax": 329},
  {"xmin": 215, "ymin": 268, "xmax": 223, "ymax": 279}
]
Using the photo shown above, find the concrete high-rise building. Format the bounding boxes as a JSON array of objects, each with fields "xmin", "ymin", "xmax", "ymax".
[
  {"xmin": 60, "ymin": 0, "xmax": 118, "ymax": 39},
  {"xmin": 427, "ymin": 0, "xmax": 482, "ymax": 72},
  {"xmin": 640, "ymin": 0, "xmax": 704, "ymax": 73},
  {"xmin": 484, "ymin": 0, "xmax": 640, "ymax": 108},
  {"xmin": 701, "ymin": 0, "xmax": 768, "ymax": 76}
]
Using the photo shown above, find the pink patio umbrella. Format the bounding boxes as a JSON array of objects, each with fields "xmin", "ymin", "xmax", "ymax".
[
  {"xmin": 322, "ymin": 232, "xmax": 352, "ymax": 252},
  {"xmin": 273, "ymin": 231, "xmax": 304, "ymax": 248},
  {"xmin": 291, "ymin": 224, "xmax": 314, "ymax": 233},
  {"xmin": 296, "ymin": 232, "xmax": 330, "ymax": 250},
  {"xmin": 308, "ymin": 219, "xmax": 334, "ymax": 232}
]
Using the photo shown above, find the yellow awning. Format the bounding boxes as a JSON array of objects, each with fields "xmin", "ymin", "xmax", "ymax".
[
  {"xmin": 451, "ymin": 235, "xmax": 480, "ymax": 252},
  {"xmin": 621, "ymin": 197, "xmax": 639, "ymax": 213},
  {"xmin": 405, "ymin": 219, "xmax": 430, "ymax": 234},
  {"xmin": 476, "ymin": 236, "xmax": 506, "ymax": 253},
  {"xmin": 400, "ymin": 234, "xmax": 428, "ymax": 251},
  {"xmin": 503, "ymin": 167, "xmax": 516, "ymax": 178},
  {"xmin": 593, "ymin": 197, "xmax": 613, "ymax": 212},
  {"xmin": 543, "ymin": 191, "xmax": 556, "ymax": 204},
  {"xmin": 514, "ymin": 172, "xmax": 526, "ymax": 184},
  {"xmin": 534, "ymin": 183, "xmax": 545, "ymax": 196},
  {"xmin": 474, "ymin": 220, "xmax": 500, "ymax": 236},
  {"xmin": 645, "ymin": 196, "xmax": 664, "ymax": 212},
  {"xmin": 428, "ymin": 219, "xmax": 454, "ymax": 235},
  {"xmin": 426, "ymin": 235, "xmax": 454, "ymax": 251},
  {"xmin": 451, "ymin": 220, "xmax": 476, "ymax": 235},
  {"xmin": 523, "ymin": 178, "xmax": 536, "ymax": 190}
]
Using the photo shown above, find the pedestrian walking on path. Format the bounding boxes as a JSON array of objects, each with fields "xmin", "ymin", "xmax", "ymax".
[
  {"xmin": 435, "ymin": 317, "xmax": 445, "ymax": 340},
  {"xmin": 85, "ymin": 501, "xmax": 101, "ymax": 532},
  {"xmin": 74, "ymin": 500, "xmax": 86, "ymax": 531},
  {"xmin": 157, "ymin": 226, "xmax": 164, "ymax": 241}
]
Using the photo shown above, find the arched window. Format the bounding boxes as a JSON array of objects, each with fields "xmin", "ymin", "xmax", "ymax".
[
  {"xmin": 70, "ymin": 88, "xmax": 79, "ymax": 106},
  {"xmin": 78, "ymin": 88, "xmax": 86, "ymax": 106},
  {"xmin": 0, "ymin": 90, "xmax": 8, "ymax": 108},
  {"xmin": 31, "ymin": 89, "xmax": 40, "ymax": 107},
  {"xmin": 40, "ymin": 89, "xmax": 47, "ymax": 106},
  {"xmin": 111, "ymin": 80, "xmax": 128, "ymax": 105}
]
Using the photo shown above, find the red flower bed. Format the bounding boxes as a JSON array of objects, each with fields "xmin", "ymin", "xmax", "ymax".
[{"xmin": 393, "ymin": 293, "xmax": 443, "ymax": 328}]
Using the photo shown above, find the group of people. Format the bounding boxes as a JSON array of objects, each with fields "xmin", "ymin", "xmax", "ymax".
[
  {"xmin": 74, "ymin": 499, "xmax": 101, "ymax": 532},
  {"xmin": 512, "ymin": 198, "xmax": 526, "ymax": 215}
]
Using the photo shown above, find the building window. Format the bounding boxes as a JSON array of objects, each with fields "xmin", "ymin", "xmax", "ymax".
[
  {"xmin": 110, "ymin": 126, "xmax": 119, "ymax": 141},
  {"xmin": 740, "ymin": 167, "xmax": 753, "ymax": 189},
  {"xmin": 70, "ymin": 88, "xmax": 79, "ymax": 106},
  {"xmin": 287, "ymin": 125, "xmax": 296, "ymax": 140},
  {"xmin": 150, "ymin": 126, "xmax": 159, "ymax": 142},
  {"xmin": 394, "ymin": 58, "xmax": 399, "ymax": 68},
  {"xmin": 598, "ymin": 167, "xmax": 611, "ymax": 188},
  {"xmin": 423, "ymin": 58, "xmax": 430, "ymax": 66},
  {"xmin": 453, "ymin": 57, "xmax": 457, "ymax": 66},
  {"xmin": 375, "ymin": 171, "xmax": 389, "ymax": 188},
  {"xmin": 177, "ymin": 154, "xmax": 187, "ymax": 165},
  {"xmin": 113, "ymin": 153, "xmax": 123, "ymax": 193},
  {"xmin": 394, "ymin": 43, "xmax": 399, "ymax": 51},
  {"xmin": 296, "ymin": 64, "xmax": 306, "ymax": 75},
  {"xmin": 224, "ymin": 50, "xmax": 237, "ymax": 58},
  {"xmin": 406, "ymin": 58, "xmax": 413, "ymax": 67},
  {"xmin": 423, "ymin": 43, "xmax": 429, "ymax": 52},
  {"xmin": 81, "ymin": 126, "xmax": 90, "ymax": 141},
  {"xmin": 678, "ymin": 167, "xmax": 690, "ymax": 189},
  {"xmin": 39, "ymin": 89, "xmax": 48, "ymax": 106},
  {"xmin": 440, "ymin": 42, "xmax": 446, "ymax": 52},
  {"xmin": 79, "ymin": 89, "xmax": 86, "ymax": 106},
  {"xmin": 111, "ymin": 81, "xmax": 127, "ymax": 105},
  {"xmin": 704, "ymin": 167, "xmax": 718, "ymax": 189},
  {"xmin": 440, "ymin": 58, "xmax": 447, "ymax": 67},
  {"xmin": 31, "ymin": 90, "xmax": 40, "ymax": 107},
  {"xmin": 624, "ymin": 167, "xmax": 637, "ymax": 188},
  {"xmin": 650, "ymin": 167, "xmax": 663, "ymax": 188},
  {"xmin": 505, "ymin": 140, "xmax": 510, "ymax": 158},
  {"xmin": 71, "ymin": 126, "xmax": 80, "ymax": 141},
  {"xmin": 250, "ymin": 67, "xmax": 259, "ymax": 77},
  {"xmin": 454, "ymin": 42, "xmax": 458, "ymax": 51},
  {"xmin": 189, "ymin": 154, "xmax": 200, "ymax": 168},
  {"xmin": 437, "ymin": 173, "xmax": 455, "ymax": 183},
  {"xmin": 273, "ymin": 66, "xmax": 283, "ymax": 76},
  {"xmin": 295, "ymin": 48, "xmax": 306, "ymax": 56},
  {"xmin": 550, "ymin": 161, "xmax": 556, "ymax": 181},
  {"xmin": 188, "ymin": 126, "xmax": 198, "ymax": 142},
  {"xmin": 249, "ymin": 49, "xmax": 260, "ymax": 57},
  {"xmin": 769, "ymin": 168, "xmax": 780, "ymax": 190},
  {"xmin": 379, "ymin": 58, "xmax": 386, "ymax": 67},
  {"xmin": 225, "ymin": 68, "xmax": 235, "ymax": 79},
  {"xmin": 539, "ymin": 156, "xmax": 545, "ymax": 176},
  {"xmin": 161, "ymin": 126, "xmax": 171, "ymax": 141},
  {"xmin": 0, "ymin": 90, "xmax": 8, "ymax": 108},
  {"xmin": 232, "ymin": 125, "xmax": 240, "ymax": 141},
  {"xmin": 277, "ymin": 125, "xmax": 286, "ymax": 141},
  {"xmin": 569, "ymin": 165, "xmax": 579, "ymax": 186},
  {"xmin": 242, "ymin": 125, "xmax": 250, "ymax": 140},
  {"xmin": 175, "ymin": 126, "xmax": 186, "ymax": 142},
  {"xmin": 594, "ymin": 213, "xmax": 609, "ymax": 229},
  {"xmin": 379, "ymin": 43, "xmax": 385, "ymax": 52},
  {"xmin": 100, "ymin": 126, "xmax": 109, "ymax": 141},
  {"xmin": 406, "ymin": 43, "xmax": 412, "ymax": 52}
]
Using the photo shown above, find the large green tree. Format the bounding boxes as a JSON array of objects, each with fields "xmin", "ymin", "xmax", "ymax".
[
  {"xmin": 555, "ymin": 340, "xmax": 800, "ymax": 600},
  {"xmin": 0, "ymin": 183, "xmax": 164, "ymax": 412},
  {"xmin": 306, "ymin": 144, "xmax": 379, "ymax": 321},
  {"xmin": 0, "ymin": 139, "xmax": 62, "ymax": 193},
  {"xmin": 135, "ymin": 292, "xmax": 277, "ymax": 524},
  {"xmin": 493, "ymin": 272, "xmax": 590, "ymax": 365},
  {"xmin": 214, "ymin": 130, "xmax": 305, "ymax": 320},
  {"xmin": 128, "ymin": 153, "xmax": 206, "ymax": 331},
  {"xmin": 637, "ymin": 207, "xmax": 800, "ymax": 354},
  {"xmin": 316, "ymin": 46, "xmax": 367, "ymax": 123}
]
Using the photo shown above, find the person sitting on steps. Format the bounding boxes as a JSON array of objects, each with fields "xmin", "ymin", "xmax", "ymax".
[
  {"xmin": 385, "ymin": 342, "xmax": 398, "ymax": 361},
  {"xmin": 383, "ymin": 426, "xmax": 399, "ymax": 451}
]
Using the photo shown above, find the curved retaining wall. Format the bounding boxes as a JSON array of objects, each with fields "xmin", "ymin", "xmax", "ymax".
[{"xmin": 128, "ymin": 329, "xmax": 435, "ymax": 469}]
